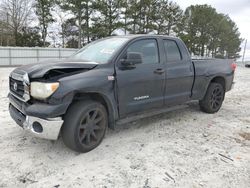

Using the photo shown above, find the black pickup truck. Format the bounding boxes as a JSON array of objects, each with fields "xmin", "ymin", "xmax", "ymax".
[{"xmin": 8, "ymin": 35, "xmax": 236, "ymax": 152}]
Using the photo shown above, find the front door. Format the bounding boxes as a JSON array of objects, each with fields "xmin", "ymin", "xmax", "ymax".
[{"xmin": 115, "ymin": 38, "xmax": 165, "ymax": 117}]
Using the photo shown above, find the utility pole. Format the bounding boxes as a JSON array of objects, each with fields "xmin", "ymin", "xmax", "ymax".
[{"xmin": 242, "ymin": 39, "xmax": 247, "ymax": 65}]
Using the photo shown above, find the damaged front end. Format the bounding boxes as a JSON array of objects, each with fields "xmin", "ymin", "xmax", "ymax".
[
  {"xmin": 8, "ymin": 60, "xmax": 98, "ymax": 140},
  {"xmin": 42, "ymin": 68, "xmax": 88, "ymax": 80},
  {"xmin": 16, "ymin": 59, "xmax": 98, "ymax": 80}
]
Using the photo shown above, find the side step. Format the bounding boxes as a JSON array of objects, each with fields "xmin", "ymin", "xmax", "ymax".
[{"xmin": 116, "ymin": 104, "xmax": 189, "ymax": 125}]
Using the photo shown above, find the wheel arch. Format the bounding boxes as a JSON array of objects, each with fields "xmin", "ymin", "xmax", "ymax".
[
  {"xmin": 199, "ymin": 76, "xmax": 225, "ymax": 113},
  {"xmin": 68, "ymin": 92, "xmax": 117, "ymax": 129},
  {"xmin": 210, "ymin": 76, "xmax": 226, "ymax": 91},
  {"xmin": 200, "ymin": 75, "xmax": 226, "ymax": 100}
]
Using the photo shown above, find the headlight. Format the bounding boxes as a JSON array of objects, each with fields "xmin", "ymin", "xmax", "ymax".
[{"xmin": 30, "ymin": 82, "xmax": 59, "ymax": 99}]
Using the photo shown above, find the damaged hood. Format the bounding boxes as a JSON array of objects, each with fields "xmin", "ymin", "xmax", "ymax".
[{"xmin": 14, "ymin": 59, "xmax": 98, "ymax": 79}]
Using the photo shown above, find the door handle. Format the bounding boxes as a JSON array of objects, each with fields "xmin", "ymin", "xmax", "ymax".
[{"xmin": 154, "ymin": 68, "xmax": 165, "ymax": 74}]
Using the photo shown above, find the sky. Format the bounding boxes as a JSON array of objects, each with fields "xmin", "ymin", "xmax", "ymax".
[{"xmin": 173, "ymin": 0, "xmax": 250, "ymax": 61}]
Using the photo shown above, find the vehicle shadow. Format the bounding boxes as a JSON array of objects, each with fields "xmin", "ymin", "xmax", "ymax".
[{"xmin": 108, "ymin": 101, "xmax": 201, "ymax": 134}]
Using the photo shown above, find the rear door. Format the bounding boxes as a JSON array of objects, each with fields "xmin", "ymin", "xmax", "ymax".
[
  {"xmin": 163, "ymin": 39, "xmax": 194, "ymax": 106},
  {"xmin": 115, "ymin": 38, "xmax": 165, "ymax": 117}
]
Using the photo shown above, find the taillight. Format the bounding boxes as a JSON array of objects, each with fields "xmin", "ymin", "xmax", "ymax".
[{"xmin": 231, "ymin": 63, "xmax": 237, "ymax": 71}]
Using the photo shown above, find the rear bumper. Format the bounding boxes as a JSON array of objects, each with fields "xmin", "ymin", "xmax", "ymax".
[
  {"xmin": 231, "ymin": 81, "xmax": 235, "ymax": 90},
  {"xmin": 9, "ymin": 99, "xmax": 64, "ymax": 140},
  {"xmin": 225, "ymin": 72, "xmax": 235, "ymax": 92}
]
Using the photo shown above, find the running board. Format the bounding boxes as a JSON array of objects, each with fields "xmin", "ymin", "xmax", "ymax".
[{"xmin": 116, "ymin": 104, "xmax": 189, "ymax": 125}]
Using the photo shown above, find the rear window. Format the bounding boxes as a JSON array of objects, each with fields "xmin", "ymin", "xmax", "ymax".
[{"xmin": 163, "ymin": 40, "xmax": 182, "ymax": 62}]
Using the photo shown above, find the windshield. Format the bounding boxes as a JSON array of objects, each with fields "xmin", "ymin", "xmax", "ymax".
[{"xmin": 71, "ymin": 37, "xmax": 129, "ymax": 64}]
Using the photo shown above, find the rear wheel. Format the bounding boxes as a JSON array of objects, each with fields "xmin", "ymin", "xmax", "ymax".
[
  {"xmin": 62, "ymin": 100, "xmax": 108, "ymax": 152},
  {"xmin": 199, "ymin": 83, "xmax": 225, "ymax": 113}
]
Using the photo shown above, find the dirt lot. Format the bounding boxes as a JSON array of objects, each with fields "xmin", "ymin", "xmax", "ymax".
[{"xmin": 0, "ymin": 66, "xmax": 249, "ymax": 188}]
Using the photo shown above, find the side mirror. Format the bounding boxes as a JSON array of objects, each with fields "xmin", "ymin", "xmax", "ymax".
[{"xmin": 120, "ymin": 52, "xmax": 143, "ymax": 66}]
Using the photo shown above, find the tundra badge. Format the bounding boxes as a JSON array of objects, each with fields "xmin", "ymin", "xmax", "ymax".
[{"xmin": 134, "ymin": 96, "xmax": 149, "ymax": 101}]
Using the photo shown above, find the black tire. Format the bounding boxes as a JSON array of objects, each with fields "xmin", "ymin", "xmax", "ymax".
[
  {"xmin": 61, "ymin": 100, "xmax": 108, "ymax": 152},
  {"xmin": 199, "ymin": 83, "xmax": 225, "ymax": 113}
]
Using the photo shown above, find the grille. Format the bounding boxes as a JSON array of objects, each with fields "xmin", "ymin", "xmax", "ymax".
[
  {"xmin": 10, "ymin": 77, "xmax": 25, "ymax": 98},
  {"xmin": 9, "ymin": 71, "xmax": 30, "ymax": 102}
]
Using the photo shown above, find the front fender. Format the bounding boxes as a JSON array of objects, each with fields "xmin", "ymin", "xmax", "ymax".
[{"xmin": 48, "ymin": 69, "xmax": 118, "ymax": 127}]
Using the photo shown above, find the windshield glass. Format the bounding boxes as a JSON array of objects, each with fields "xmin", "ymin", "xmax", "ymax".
[{"xmin": 71, "ymin": 37, "xmax": 129, "ymax": 64}]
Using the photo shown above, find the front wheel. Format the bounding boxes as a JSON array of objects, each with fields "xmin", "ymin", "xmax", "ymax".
[
  {"xmin": 62, "ymin": 100, "xmax": 108, "ymax": 152},
  {"xmin": 199, "ymin": 83, "xmax": 225, "ymax": 113}
]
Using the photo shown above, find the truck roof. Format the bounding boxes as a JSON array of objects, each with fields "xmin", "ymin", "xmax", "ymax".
[{"xmin": 109, "ymin": 34, "xmax": 179, "ymax": 40}]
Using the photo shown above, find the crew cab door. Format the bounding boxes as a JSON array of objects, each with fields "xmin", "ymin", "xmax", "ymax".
[
  {"xmin": 163, "ymin": 39, "xmax": 194, "ymax": 106},
  {"xmin": 115, "ymin": 38, "xmax": 165, "ymax": 117}
]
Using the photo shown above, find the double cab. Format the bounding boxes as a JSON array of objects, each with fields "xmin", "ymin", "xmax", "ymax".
[{"xmin": 8, "ymin": 35, "xmax": 236, "ymax": 152}]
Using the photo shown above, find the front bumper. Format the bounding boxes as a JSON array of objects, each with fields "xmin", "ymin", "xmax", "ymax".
[
  {"xmin": 9, "ymin": 103, "xmax": 63, "ymax": 140},
  {"xmin": 8, "ymin": 70, "xmax": 65, "ymax": 140},
  {"xmin": 8, "ymin": 93, "xmax": 70, "ymax": 119}
]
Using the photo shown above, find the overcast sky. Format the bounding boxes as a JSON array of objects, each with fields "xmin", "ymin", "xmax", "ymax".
[{"xmin": 173, "ymin": 0, "xmax": 250, "ymax": 61}]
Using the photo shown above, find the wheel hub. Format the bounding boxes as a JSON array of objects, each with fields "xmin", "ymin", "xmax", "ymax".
[
  {"xmin": 85, "ymin": 121, "xmax": 95, "ymax": 134},
  {"xmin": 210, "ymin": 86, "xmax": 223, "ymax": 109},
  {"xmin": 78, "ymin": 108, "xmax": 105, "ymax": 147}
]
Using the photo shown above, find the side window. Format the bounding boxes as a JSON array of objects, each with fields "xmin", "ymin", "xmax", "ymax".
[
  {"xmin": 163, "ymin": 40, "xmax": 182, "ymax": 62},
  {"xmin": 126, "ymin": 39, "xmax": 159, "ymax": 64}
]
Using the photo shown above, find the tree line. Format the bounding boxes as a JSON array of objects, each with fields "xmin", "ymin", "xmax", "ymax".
[{"xmin": 0, "ymin": 0, "xmax": 242, "ymax": 58}]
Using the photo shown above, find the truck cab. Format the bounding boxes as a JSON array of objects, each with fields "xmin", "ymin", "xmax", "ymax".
[{"xmin": 115, "ymin": 36, "xmax": 194, "ymax": 116}]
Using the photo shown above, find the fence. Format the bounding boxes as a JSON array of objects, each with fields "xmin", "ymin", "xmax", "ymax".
[{"xmin": 0, "ymin": 47, "xmax": 78, "ymax": 66}]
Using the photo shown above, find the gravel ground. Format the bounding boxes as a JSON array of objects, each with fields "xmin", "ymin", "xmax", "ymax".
[{"xmin": 0, "ymin": 66, "xmax": 249, "ymax": 188}]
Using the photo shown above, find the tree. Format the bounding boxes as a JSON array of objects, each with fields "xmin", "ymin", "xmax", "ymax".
[
  {"xmin": 62, "ymin": 18, "xmax": 79, "ymax": 48},
  {"xmin": 178, "ymin": 5, "xmax": 241, "ymax": 58},
  {"xmin": 121, "ymin": 0, "xmax": 182, "ymax": 35},
  {"xmin": 35, "ymin": 0, "xmax": 54, "ymax": 47},
  {"xmin": 124, "ymin": 0, "xmax": 140, "ymax": 33},
  {"xmin": 150, "ymin": 0, "xmax": 183, "ymax": 35},
  {"xmin": 83, "ymin": 0, "xmax": 93, "ymax": 43},
  {"xmin": 137, "ymin": 0, "xmax": 157, "ymax": 33},
  {"xmin": 123, "ymin": 0, "xmax": 154, "ymax": 34},
  {"xmin": 0, "ymin": 0, "xmax": 241, "ymax": 54},
  {"xmin": 164, "ymin": 1, "xmax": 183, "ymax": 35},
  {"xmin": 0, "ymin": 0, "xmax": 33, "ymax": 46},
  {"xmin": 51, "ymin": 4, "xmax": 73, "ymax": 47},
  {"xmin": 92, "ymin": 0, "xmax": 123, "ymax": 37},
  {"xmin": 16, "ymin": 26, "xmax": 45, "ymax": 47},
  {"xmin": 0, "ymin": 19, "xmax": 12, "ymax": 46},
  {"xmin": 213, "ymin": 15, "xmax": 241, "ymax": 58},
  {"xmin": 59, "ymin": 0, "xmax": 93, "ymax": 47},
  {"xmin": 120, "ymin": 0, "xmax": 129, "ymax": 34}
]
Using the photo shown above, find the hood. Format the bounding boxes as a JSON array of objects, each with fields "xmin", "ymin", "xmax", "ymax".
[{"xmin": 14, "ymin": 59, "xmax": 98, "ymax": 79}]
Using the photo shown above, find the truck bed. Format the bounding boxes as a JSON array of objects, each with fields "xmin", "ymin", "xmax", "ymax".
[{"xmin": 191, "ymin": 58, "xmax": 234, "ymax": 100}]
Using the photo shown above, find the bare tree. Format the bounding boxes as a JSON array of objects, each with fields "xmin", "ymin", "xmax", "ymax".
[
  {"xmin": 35, "ymin": 0, "xmax": 54, "ymax": 47},
  {"xmin": 51, "ymin": 5, "xmax": 73, "ymax": 48},
  {"xmin": 0, "ymin": 0, "xmax": 33, "ymax": 46}
]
